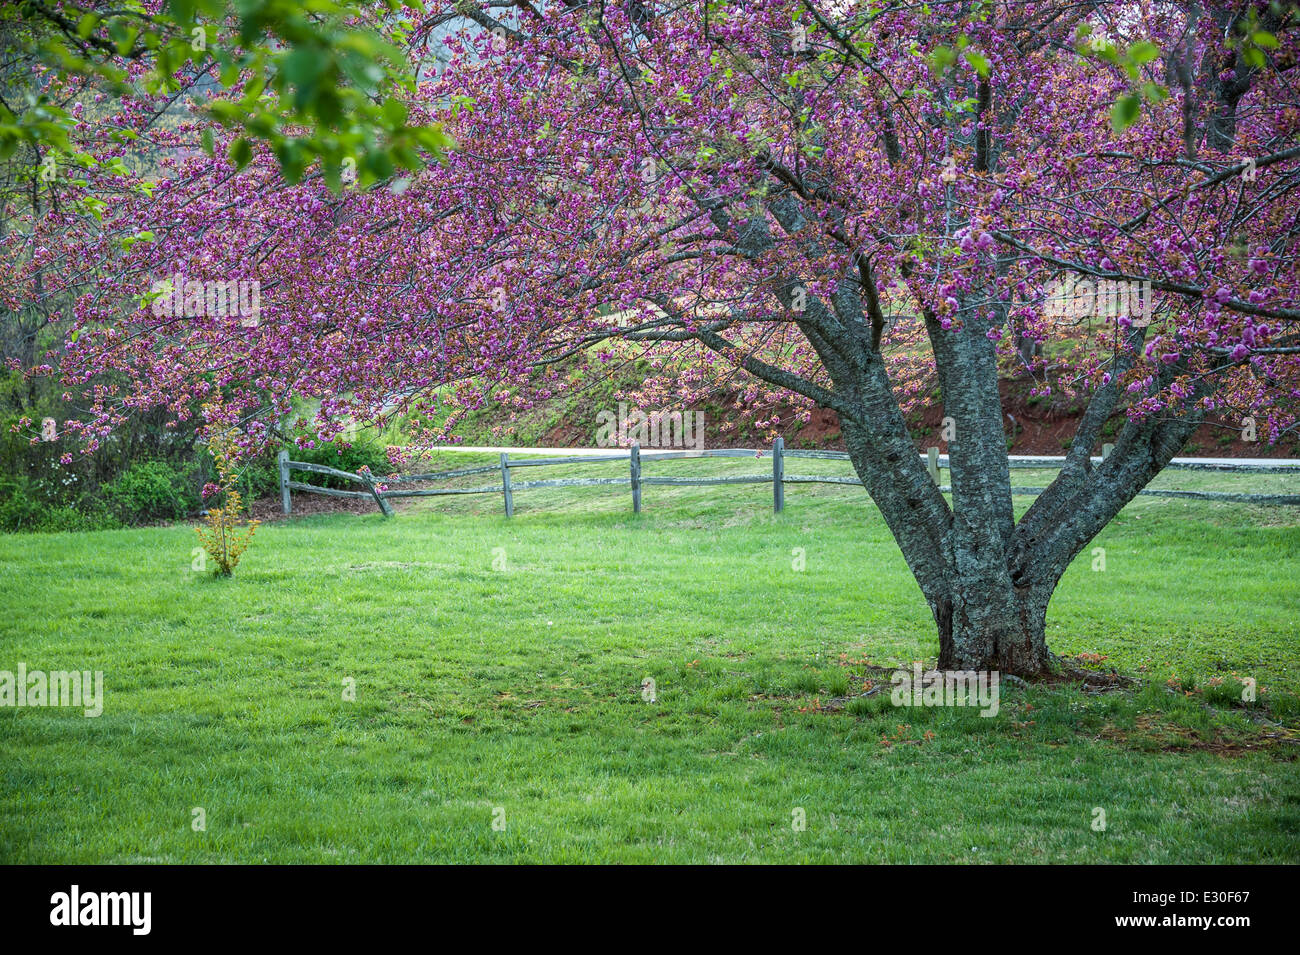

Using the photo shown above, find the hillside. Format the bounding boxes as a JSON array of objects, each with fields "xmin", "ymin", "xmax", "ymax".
[{"xmin": 440, "ymin": 356, "xmax": 1299, "ymax": 459}]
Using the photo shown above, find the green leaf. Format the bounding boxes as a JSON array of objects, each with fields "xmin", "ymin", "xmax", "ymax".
[
  {"xmin": 927, "ymin": 45, "xmax": 956, "ymax": 77},
  {"xmin": 1128, "ymin": 41, "xmax": 1160, "ymax": 65},
  {"xmin": 381, "ymin": 96, "xmax": 408, "ymax": 127},
  {"xmin": 115, "ymin": 27, "xmax": 140, "ymax": 57},
  {"xmin": 273, "ymin": 139, "xmax": 303, "ymax": 183},
  {"xmin": 365, "ymin": 149, "xmax": 394, "ymax": 181},
  {"xmin": 964, "ymin": 50, "xmax": 990, "ymax": 77},
  {"xmin": 228, "ymin": 137, "xmax": 253, "ymax": 169},
  {"xmin": 1141, "ymin": 81, "xmax": 1169, "ymax": 103},
  {"xmin": 1110, "ymin": 94, "xmax": 1141, "ymax": 132}
]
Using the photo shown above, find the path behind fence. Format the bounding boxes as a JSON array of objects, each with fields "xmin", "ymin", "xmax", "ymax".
[{"xmin": 277, "ymin": 443, "xmax": 1300, "ymax": 517}]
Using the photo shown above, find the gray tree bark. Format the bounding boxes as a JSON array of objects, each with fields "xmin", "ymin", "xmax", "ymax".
[{"xmin": 824, "ymin": 319, "xmax": 1203, "ymax": 677}]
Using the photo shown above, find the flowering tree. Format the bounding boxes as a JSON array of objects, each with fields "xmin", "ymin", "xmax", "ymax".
[{"xmin": 26, "ymin": 0, "xmax": 1300, "ymax": 674}]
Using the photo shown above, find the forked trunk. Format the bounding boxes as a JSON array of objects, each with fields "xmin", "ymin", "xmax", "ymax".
[{"xmin": 839, "ymin": 405, "xmax": 1057, "ymax": 678}]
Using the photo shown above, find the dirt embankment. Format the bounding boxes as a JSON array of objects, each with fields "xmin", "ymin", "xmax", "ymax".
[{"xmin": 537, "ymin": 377, "xmax": 1295, "ymax": 458}]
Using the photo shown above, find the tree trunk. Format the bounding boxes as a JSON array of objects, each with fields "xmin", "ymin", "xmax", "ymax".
[
  {"xmin": 932, "ymin": 577, "xmax": 1052, "ymax": 675},
  {"xmin": 837, "ymin": 349, "xmax": 1059, "ymax": 678}
]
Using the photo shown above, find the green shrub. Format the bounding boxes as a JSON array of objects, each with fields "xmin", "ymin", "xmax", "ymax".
[
  {"xmin": 101, "ymin": 460, "xmax": 199, "ymax": 524},
  {"xmin": 0, "ymin": 475, "xmax": 119, "ymax": 533},
  {"xmin": 289, "ymin": 435, "xmax": 391, "ymax": 488},
  {"xmin": 239, "ymin": 457, "xmax": 281, "ymax": 501}
]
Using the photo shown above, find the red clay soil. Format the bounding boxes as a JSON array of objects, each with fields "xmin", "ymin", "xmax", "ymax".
[
  {"xmin": 543, "ymin": 376, "xmax": 1294, "ymax": 458},
  {"xmin": 250, "ymin": 492, "xmax": 380, "ymax": 523}
]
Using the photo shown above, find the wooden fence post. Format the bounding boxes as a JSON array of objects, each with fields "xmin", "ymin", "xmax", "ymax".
[
  {"xmin": 358, "ymin": 467, "xmax": 394, "ymax": 518},
  {"xmin": 278, "ymin": 450, "xmax": 291, "ymax": 515},
  {"xmin": 927, "ymin": 446, "xmax": 941, "ymax": 484},
  {"xmin": 773, "ymin": 436, "xmax": 784, "ymax": 513},
  {"xmin": 630, "ymin": 443, "xmax": 642, "ymax": 513},
  {"xmin": 501, "ymin": 453, "xmax": 514, "ymax": 518}
]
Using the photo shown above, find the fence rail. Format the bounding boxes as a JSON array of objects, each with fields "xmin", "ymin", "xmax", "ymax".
[{"xmin": 277, "ymin": 444, "xmax": 1300, "ymax": 518}]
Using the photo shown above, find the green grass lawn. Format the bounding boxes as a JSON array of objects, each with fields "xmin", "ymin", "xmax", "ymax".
[{"xmin": 1, "ymin": 455, "xmax": 1297, "ymax": 863}]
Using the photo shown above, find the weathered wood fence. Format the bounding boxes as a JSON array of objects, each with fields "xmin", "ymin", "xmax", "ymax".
[{"xmin": 276, "ymin": 444, "xmax": 1300, "ymax": 518}]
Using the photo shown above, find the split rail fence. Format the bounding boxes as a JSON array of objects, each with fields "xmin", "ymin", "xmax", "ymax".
[{"xmin": 277, "ymin": 442, "xmax": 1300, "ymax": 517}]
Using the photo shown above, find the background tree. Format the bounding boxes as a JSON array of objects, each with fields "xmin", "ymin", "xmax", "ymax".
[{"xmin": 0, "ymin": 0, "xmax": 454, "ymax": 529}]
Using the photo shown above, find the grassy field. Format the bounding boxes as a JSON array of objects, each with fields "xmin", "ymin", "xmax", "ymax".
[{"xmin": 1, "ymin": 454, "xmax": 1297, "ymax": 863}]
